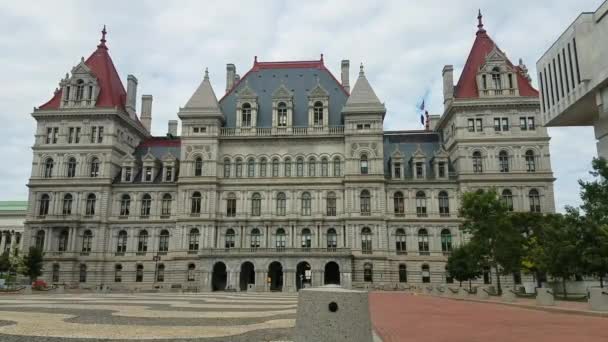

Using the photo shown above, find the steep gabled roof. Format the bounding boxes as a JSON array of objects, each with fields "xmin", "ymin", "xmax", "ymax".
[
  {"xmin": 184, "ymin": 69, "xmax": 221, "ymax": 109},
  {"xmin": 342, "ymin": 64, "xmax": 386, "ymax": 115},
  {"xmin": 454, "ymin": 12, "xmax": 538, "ymax": 99},
  {"xmin": 39, "ymin": 27, "xmax": 127, "ymax": 110}
]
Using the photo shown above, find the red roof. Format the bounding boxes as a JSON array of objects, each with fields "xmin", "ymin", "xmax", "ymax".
[
  {"xmin": 138, "ymin": 137, "xmax": 181, "ymax": 148},
  {"xmin": 39, "ymin": 27, "xmax": 127, "ymax": 110},
  {"xmin": 454, "ymin": 15, "xmax": 538, "ymax": 99}
]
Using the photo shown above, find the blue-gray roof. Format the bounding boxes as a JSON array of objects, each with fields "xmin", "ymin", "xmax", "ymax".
[{"xmin": 383, "ymin": 131, "xmax": 453, "ymax": 178}]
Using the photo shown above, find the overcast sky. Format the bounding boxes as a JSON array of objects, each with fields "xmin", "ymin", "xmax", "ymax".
[{"xmin": 0, "ymin": 0, "xmax": 602, "ymax": 211}]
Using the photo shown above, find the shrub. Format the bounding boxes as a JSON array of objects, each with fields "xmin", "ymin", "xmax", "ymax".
[{"xmin": 32, "ymin": 279, "xmax": 47, "ymax": 290}]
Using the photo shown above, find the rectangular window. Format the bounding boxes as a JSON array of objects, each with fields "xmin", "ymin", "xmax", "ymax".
[
  {"xmin": 124, "ymin": 167, "xmax": 132, "ymax": 182},
  {"xmin": 502, "ymin": 118, "xmax": 509, "ymax": 131},
  {"xmin": 75, "ymin": 127, "xmax": 80, "ymax": 143},
  {"xmin": 476, "ymin": 118, "xmax": 483, "ymax": 132},
  {"xmin": 327, "ymin": 198, "xmax": 336, "ymax": 216},
  {"xmin": 520, "ymin": 117, "xmax": 527, "ymax": 130},
  {"xmin": 226, "ymin": 199, "xmax": 236, "ymax": 217},
  {"xmin": 356, "ymin": 124, "xmax": 363, "ymax": 130},
  {"xmin": 467, "ymin": 119, "xmax": 475, "ymax": 132},
  {"xmin": 90, "ymin": 127, "xmax": 96, "ymax": 143},
  {"xmin": 528, "ymin": 117, "xmax": 535, "ymax": 130},
  {"xmin": 98, "ymin": 126, "xmax": 103, "ymax": 143},
  {"xmin": 46, "ymin": 128, "xmax": 52, "ymax": 144},
  {"xmin": 144, "ymin": 167, "xmax": 152, "ymax": 182},
  {"xmin": 165, "ymin": 167, "xmax": 173, "ymax": 181},
  {"xmin": 394, "ymin": 162, "xmax": 401, "ymax": 179},
  {"xmin": 494, "ymin": 118, "xmax": 501, "ymax": 131},
  {"xmin": 415, "ymin": 162, "xmax": 423, "ymax": 178},
  {"xmin": 68, "ymin": 127, "xmax": 75, "ymax": 143},
  {"xmin": 438, "ymin": 162, "xmax": 446, "ymax": 178}
]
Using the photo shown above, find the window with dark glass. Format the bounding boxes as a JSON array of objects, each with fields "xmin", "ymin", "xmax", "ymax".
[
  {"xmin": 360, "ymin": 155, "xmax": 369, "ymax": 175},
  {"xmin": 499, "ymin": 150, "xmax": 509, "ymax": 173},
  {"xmin": 301, "ymin": 192, "xmax": 311, "ymax": 216},
  {"xmin": 226, "ymin": 194, "xmax": 237, "ymax": 217},
  {"xmin": 116, "ymin": 230, "xmax": 127, "ymax": 253},
  {"xmin": 399, "ymin": 264, "xmax": 407, "ymax": 283},
  {"xmin": 82, "ymin": 230, "xmax": 92, "ymax": 253},
  {"xmin": 529, "ymin": 189, "xmax": 541, "ymax": 212},
  {"xmin": 360, "ymin": 190, "xmax": 371, "ymax": 216},
  {"xmin": 472, "ymin": 151, "xmax": 483, "ymax": 173},
  {"xmin": 140, "ymin": 194, "xmax": 151, "ymax": 217},
  {"xmin": 326, "ymin": 192, "xmax": 336, "ymax": 216},
  {"xmin": 438, "ymin": 162, "xmax": 446, "ymax": 178},
  {"xmin": 194, "ymin": 157, "xmax": 203, "ymax": 176},
  {"xmin": 225, "ymin": 229, "xmax": 235, "ymax": 249},
  {"xmin": 161, "ymin": 193, "xmax": 172, "ymax": 216},
  {"xmin": 361, "ymin": 227, "xmax": 372, "ymax": 254},
  {"xmin": 396, "ymin": 229, "xmax": 406, "ymax": 254},
  {"xmin": 301, "ymin": 228, "xmax": 312, "ymax": 249},
  {"xmin": 278, "ymin": 102, "xmax": 287, "ymax": 127},
  {"xmin": 364, "ymin": 263, "xmax": 373, "ymax": 282},
  {"xmin": 191, "ymin": 192, "xmax": 201, "ymax": 214},
  {"xmin": 90, "ymin": 157, "xmax": 100, "ymax": 177},
  {"xmin": 327, "ymin": 228, "xmax": 337, "ymax": 250},
  {"xmin": 251, "ymin": 228, "xmax": 261, "ymax": 249},
  {"xmin": 62, "ymin": 194, "xmax": 73, "ymax": 215},
  {"xmin": 416, "ymin": 191, "xmax": 427, "ymax": 217},
  {"xmin": 525, "ymin": 150, "xmax": 536, "ymax": 172},
  {"xmin": 438, "ymin": 191, "xmax": 450, "ymax": 216},
  {"xmin": 418, "ymin": 229, "xmax": 429, "ymax": 255},
  {"xmin": 137, "ymin": 231, "xmax": 148, "ymax": 252},
  {"xmin": 158, "ymin": 230, "xmax": 169, "ymax": 252},
  {"xmin": 394, "ymin": 192, "xmax": 404, "ymax": 216},
  {"xmin": 441, "ymin": 229, "xmax": 452, "ymax": 254},
  {"xmin": 44, "ymin": 158, "xmax": 54, "ymax": 178},
  {"xmin": 313, "ymin": 101, "xmax": 323, "ymax": 126},
  {"xmin": 275, "ymin": 228, "xmax": 286, "ymax": 250},
  {"xmin": 86, "ymin": 194, "xmax": 96, "ymax": 216},
  {"xmin": 251, "ymin": 193, "xmax": 261, "ymax": 216},
  {"xmin": 241, "ymin": 103, "xmax": 252, "ymax": 127},
  {"xmin": 67, "ymin": 158, "xmax": 76, "ymax": 178},
  {"xmin": 502, "ymin": 189, "xmax": 514, "ymax": 211},
  {"xmin": 120, "ymin": 194, "xmax": 131, "ymax": 216},
  {"xmin": 189, "ymin": 229, "xmax": 199, "ymax": 251},
  {"xmin": 277, "ymin": 192, "xmax": 286, "ymax": 216},
  {"xmin": 422, "ymin": 264, "xmax": 430, "ymax": 283}
]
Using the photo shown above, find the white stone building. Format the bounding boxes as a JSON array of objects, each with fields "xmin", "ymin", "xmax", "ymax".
[
  {"xmin": 536, "ymin": 0, "xmax": 608, "ymax": 159},
  {"xmin": 24, "ymin": 16, "xmax": 555, "ymax": 292},
  {"xmin": 0, "ymin": 201, "xmax": 26, "ymax": 256}
]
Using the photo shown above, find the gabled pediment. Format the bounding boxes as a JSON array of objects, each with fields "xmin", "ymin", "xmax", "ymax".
[
  {"xmin": 412, "ymin": 144, "xmax": 426, "ymax": 159},
  {"xmin": 121, "ymin": 154, "xmax": 137, "ymax": 163},
  {"xmin": 272, "ymin": 83, "xmax": 292, "ymax": 99},
  {"xmin": 141, "ymin": 149, "xmax": 157, "ymax": 163},
  {"xmin": 434, "ymin": 145, "xmax": 449, "ymax": 159},
  {"xmin": 309, "ymin": 83, "xmax": 329, "ymax": 98},
  {"xmin": 391, "ymin": 146, "xmax": 403, "ymax": 159},
  {"xmin": 162, "ymin": 152, "xmax": 177, "ymax": 162},
  {"xmin": 237, "ymin": 80, "xmax": 258, "ymax": 99},
  {"xmin": 71, "ymin": 58, "xmax": 94, "ymax": 77}
]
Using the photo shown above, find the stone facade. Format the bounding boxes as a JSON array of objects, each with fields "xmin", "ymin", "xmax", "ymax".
[
  {"xmin": 0, "ymin": 201, "xmax": 26, "ymax": 256},
  {"xmin": 24, "ymin": 17, "xmax": 555, "ymax": 292}
]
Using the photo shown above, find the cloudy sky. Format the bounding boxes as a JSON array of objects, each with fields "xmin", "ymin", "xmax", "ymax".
[{"xmin": 0, "ymin": 0, "xmax": 602, "ymax": 210}]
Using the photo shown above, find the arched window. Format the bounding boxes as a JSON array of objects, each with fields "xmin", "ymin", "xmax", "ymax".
[
  {"xmin": 116, "ymin": 230, "xmax": 127, "ymax": 253},
  {"xmin": 79, "ymin": 264, "xmax": 87, "ymax": 283},
  {"xmin": 272, "ymin": 158, "xmax": 279, "ymax": 177},
  {"xmin": 296, "ymin": 158, "xmax": 304, "ymax": 177},
  {"xmin": 399, "ymin": 264, "xmax": 407, "ymax": 283},
  {"xmin": 363, "ymin": 263, "xmax": 373, "ymax": 282},
  {"xmin": 58, "ymin": 229, "xmax": 69, "ymax": 252},
  {"xmin": 156, "ymin": 264, "xmax": 165, "ymax": 282},
  {"xmin": 327, "ymin": 228, "xmax": 337, "ymax": 250},
  {"xmin": 361, "ymin": 227, "xmax": 372, "ymax": 254},
  {"xmin": 223, "ymin": 158, "xmax": 231, "ymax": 178},
  {"xmin": 158, "ymin": 230, "xmax": 169, "ymax": 252},
  {"xmin": 301, "ymin": 228, "xmax": 312, "ymax": 249},
  {"xmin": 529, "ymin": 189, "xmax": 541, "ymax": 213},
  {"xmin": 137, "ymin": 230, "xmax": 148, "ymax": 252},
  {"xmin": 85, "ymin": 193, "xmax": 96, "ymax": 216},
  {"xmin": 187, "ymin": 263, "xmax": 196, "ymax": 281},
  {"xmin": 241, "ymin": 102, "xmax": 252, "ymax": 127},
  {"xmin": 396, "ymin": 228, "xmax": 406, "ymax": 254},
  {"xmin": 275, "ymin": 228, "xmax": 286, "ymax": 250},
  {"xmin": 35, "ymin": 230, "xmax": 45, "ymax": 250},
  {"xmin": 191, "ymin": 191, "xmax": 201, "ymax": 214},
  {"xmin": 140, "ymin": 194, "xmax": 151, "ymax": 217},
  {"xmin": 277, "ymin": 102, "xmax": 287, "ymax": 127},
  {"xmin": 421, "ymin": 264, "xmax": 431, "ymax": 283},
  {"xmin": 44, "ymin": 158, "xmax": 54, "ymax": 178},
  {"xmin": 276, "ymin": 192, "xmax": 286, "ymax": 216},
  {"xmin": 394, "ymin": 192, "xmax": 404, "ymax": 216},
  {"xmin": 90, "ymin": 157, "xmax": 100, "ymax": 177},
  {"xmin": 326, "ymin": 191, "xmax": 337, "ymax": 216},
  {"xmin": 52, "ymin": 264, "xmax": 60, "ymax": 283},
  {"xmin": 438, "ymin": 191, "xmax": 450, "ymax": 216},
  {"xmin": 247, "ymin": 158, "xmax": 255, "ymax": 177},
  {"xmin": 284, "ymin": 158, "xmax": 292, "ymax": 177},
  {"xmin": 499, "ymin": 150, "xmax": 509, "ymax": 173},
  {"xmin": 360, "ymin": 190, "xmax": 371, "ymax": 215},
  {"xmin": 161, "ymin": 193, "xmax": 172, "ymax": 217},
  {"xmin": 251, "ymin": 228, "xmax": 261, "ymax": 249},
  {"xmin": 492, "ymin": 67, "xmax": 502, "ymax": 89},
  {"xmin": 418, "ymin": 229, "xmax": 429, "ymax": 255},
  {"xmin": 308, "ymin": 157, "xmax": 316, "ymax": 177},
  {"xmin": 225, "ymin": 228, "xmax": 235, "ymax": 249},
  {"xmin": 82, "ymin": 230, "xmax": 92, "ymax": 253},
  {"xmin": 226, "ymin": 192, "xmax": 237, "ymax": 217},
  {"xmin": 194, "ymin": 157, "xmax": 203, "ymax": 176},
  {"xmin": 416, "ymin": 191, "xmax": 427, "ymax": 217},
  {"xmin": 301, "ymin": 192, "xmax": 311, "ymax": 216},
  {"xmin": 313, "ymin": 101, "xmax": 324, "ymax": 126},
  {"xmin": 188, "ymin": 228, "xmax": 199, "ymax": 251},
  {"xmin": 333, "ymin": 157, "xmax": 341, "ymax": 176},
  {"xmin": 441, "ymin": 229, "xmax": 453, "ymax": 254},
  {"xmin": 321, "ymin": 158, "xmax": 328, "ymax": 176},
  {"xmin": 136, "ymin": 264, "xmax": 144, "ymax": 282},
  {"xmin": 525, "ymin": 150, "xmax": 536, "ymax": 172},
  {"xmin": 114, "ymin": 264, "xmax": 122, "ymax": 282},
  {"xmin": 67, "ymin": 157, "xmax": 77, "ymax": 178},
  {"xmin": 75, "ymin": 79, "xmax": 85, "ymax": 101},
  {"xmin": 120, "ymin": 194, "xmax": 131, "ymax": 216},
  {"xmin": 360, "ymin": 154, "xmax": 369, "ymax": 175},
  {"xmin": 38, "ymin": 194, "xmax": 50, "ymax": 216},
  {"xmin": 502, "ymin": 189, "xmax": 514, "ymax": 211},
  {"xmin": 260, "ymin": 158, "xmax": 267, "ymax": 177},
  {"xmin": 472, "ymin": 151, "xmax": 483, "ymax": 173},
  {"xmin": 62, "ymin": 194, "xmax": 73, "ymax": 215},
  {"xmin": 251, "ymin": 193, "xmax": 261, "ymax": 216},
  {"xmin": 235, "ymin": 158, "xmax": 243, "ymax": 177}
]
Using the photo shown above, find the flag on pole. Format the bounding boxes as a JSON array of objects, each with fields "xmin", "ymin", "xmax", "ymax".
[{"xmin": 419, "ymin": 100, "xmax": 425, "ymax": 125}]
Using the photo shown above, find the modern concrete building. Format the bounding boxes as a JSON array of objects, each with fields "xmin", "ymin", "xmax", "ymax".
[
  {"xmin": 537, "ymin": 0, "xmax": 608, "ymax": 159},
  {"xmin": 0, "ymin": 201, "xmax": 26, "ymax": 255},
  {"xmin": 24, "ymin": 15, "xmax": 554, "ymax": 292}
]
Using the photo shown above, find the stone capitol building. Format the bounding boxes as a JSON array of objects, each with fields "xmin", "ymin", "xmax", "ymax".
[{"xmin": 24, "ymin": 14, "xmax": 555, "ymax": 292}]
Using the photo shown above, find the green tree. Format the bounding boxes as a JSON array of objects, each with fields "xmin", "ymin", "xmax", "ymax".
[
  {"xmin": 516, "ymin": 212, "xmax": 558, "ymax": 288},
  {"xmin": 21, "ymin": 247, "xmax": 44, "ymax": 283},
  {"xmin": 542, "ymin": 213, "xmax": 581, "ymax": 298},
  {"xmin": 446, "ymin": 243, "xmax": 482, "ymax": 290},
  {"xmin": 459, "ymin": 189, "xmax": 525, "ymax": 295},
  {"xmin": 0, "ymin": 251, "xmax": 10, "ymax": 274}
]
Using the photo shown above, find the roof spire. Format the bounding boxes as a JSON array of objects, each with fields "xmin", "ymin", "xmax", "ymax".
[
  {"xmin": 359, "ymin": 63, "xmax": 365, "ymax": 77},
  {"xmin": 320, "ymin": 53, "xmax": 324, "ymax": 63},
  {"xmin": 98, "ymin": 25, "xmax": 108, "ymax": 49},
  {"xmin": 477, "ymin": 10, "xmax": 486, "ymax": 34},
  {"xmin": 204, "ymin": 67, "xmax": 209, "ymax": 80}
]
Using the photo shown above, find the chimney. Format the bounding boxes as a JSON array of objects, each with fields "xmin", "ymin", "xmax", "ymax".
[
  {"xmin": 126, "ymin": 74, "xmax": 138, "ymax": 113},
  {"xmin": 428, "ymin": 114, "xmax": 441, "ymax": 131},
  {"xmin": 442, "ymin": 65, "xmax": 454, "ymax": 108},
  {"xmin": 226, "ymin": 64, "xmax": 236, "ymax": 93},
  {"xmin": 341, "ymin": 60, "xmax": 350, "ymax": 93},
  {"xmin": 168, "ymin": 120, "xmax": 178, "ymax": 136},
  {"xmin": 140, "ymin": 95, "xmax": 152, "ymax": 132}
]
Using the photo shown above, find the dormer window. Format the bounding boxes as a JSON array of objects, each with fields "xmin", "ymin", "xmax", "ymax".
[
  {"xmin": 75, "ymin": 79, "xmax": 85, "ymax": 101},
  {"xmin": 278, "ymin": 102, "xmax": 287, "ymax": 127},
  {"xmin": 415, "ymin": 162, "xmax": 424, "ymax": 178},
  {"xmin": 438, "ymin": 162, "xmax": 446, "ymax": 178},
  {"xmin": 165, "ymin": 166, "xmax": 173, "ymax": 181},
  {"xmin": 124, "ymin": 167, "xmax": 132, "ymax": 182},
  {"xmin": 313, "ymin": 101, "xmax": 323, "ymax": 126},
  {"xmin": 144, "ymin": 167, "xmax": 153, "ymax": 182},
  {"xmin": 242, "ymin": 103, "xmax": 252, "ymax": 127},
  {"xmin": 491, "ymin": 67, "xmax": 502, "ymax": 89}
]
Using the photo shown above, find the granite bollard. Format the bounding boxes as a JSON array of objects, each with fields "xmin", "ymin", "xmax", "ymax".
[
  {"xmin": 476, "ymin": 287, "xmax": 490, "ymax": 299},
  {"xmin": 535, "ymin": 287, "xmax": 555, "ymax": 306},
  {"xmin": 501, "ymin": 288, "xmax": 516, "ymax": 303},
  {"xmin": 294, "ymin": 286, "xmax": 373, "ymax": 342},
  {"xmin": 458, "ymin": 287, "xmax": 469, "ymax": 298},
  {"xmin": 588, "ymin": 287, "xmax": 608, "ymax": 311}
]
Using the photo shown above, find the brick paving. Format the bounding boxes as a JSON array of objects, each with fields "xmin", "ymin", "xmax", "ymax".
[{"xmin": 369, "ymin": 292, "xmax": 608, "ymax": 342}]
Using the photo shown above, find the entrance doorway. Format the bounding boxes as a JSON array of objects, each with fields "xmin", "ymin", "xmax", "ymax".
[
  {"xmin": 296, "ymin": 261, "xmax": 312, "ymax": 290},
  {"xmin": 268, "ymin": 261, "xmax": 283, "ymax": 291},
  {"xmin": 240, "ymin": 262, "xmax": 255, "ymax": 291},
  {"xmin": 324, "ymin": 261, "xmax": 340, "ymax": 285},
  {"xmin": 212, "ymin": 262, "xmax": 227, "ymax": 291}
]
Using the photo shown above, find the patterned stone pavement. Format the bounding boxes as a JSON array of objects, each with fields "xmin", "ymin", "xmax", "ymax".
[{"xmin": 0, "ymin": 292, "xmax": 298, "ymax": 341}]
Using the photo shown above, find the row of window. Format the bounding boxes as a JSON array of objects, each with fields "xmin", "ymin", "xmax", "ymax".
[
  {"xmin": 240, "ymin": 101, "xmax": 325, "ymax": 128},
  {"xmin": 393, "ymin": 191, "xmax": 449, "ymax": 217},
  {"xmin": 58, "ymin": 262, "xmax": 196, "ymax": 284},
  {"xmin": 219, "ymin": 156, "xmax": 343, "ymax": 178},
  {"xmin": 501, "ymin": 189, "xmax": 542, "ymax": 212},
  {"xmin": 38, "ymin": 193, "xmax": 97, "ymax": 217},
  {"xmin": 468, "ymin": 117, "xmax": 535, "ymax": 133},
  {"xmin": 472, "ymin": 150, "xmax": 537, "ymax": 173},
  {"xmin": 539, "ymin": 38, "xmax": 581, "ymax": 112},
  {"xmin": 45, "ymin": 125, "xmax": 104, "ymax": 145},
  {"xmin": 42, "ymin": 157, "xmax": 100, "ymax": 178}
]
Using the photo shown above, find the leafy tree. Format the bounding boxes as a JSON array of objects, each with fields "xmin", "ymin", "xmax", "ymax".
[
  {"xmin": 446, "ymin": 243, "xmax": 482, "ymax": 290},
  {"xmin": 0, "ymin": 251, "xmax": 10, "ymax": 274},
  {"xmin": 21, "ymin": 247, "xmax": 44, "ymax": 283},
  {"xmin": 578, "ymin": 158, "xmax": 608, "ymax": 224},
  {"xmin": 459, "ymin": 189, "xmax": 525, "ymax": 295}
]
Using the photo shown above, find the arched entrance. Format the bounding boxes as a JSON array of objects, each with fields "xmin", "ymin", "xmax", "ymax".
[
  {"xmin": 240, "ymin": 262, "xmax": 255, "ymax": 291},
  {"xmin": 324, "ymin": 261, "xmax": 340, "ymax": 285},
  {"xmin": 296, "ymin": 261, "xmax": 312, "ymax": 290},
  {"xmin": 268, "ymin": 261, "xmax": 283, "ymax": 291},
  {"xmin": 211, "ymin": 262, "xmax": 227, "ymax": 291}
]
